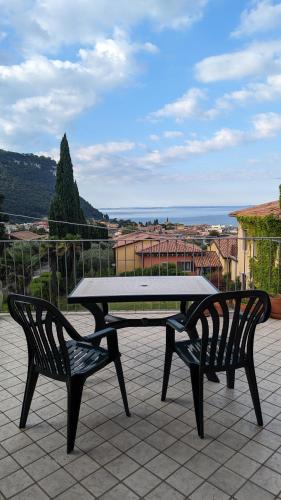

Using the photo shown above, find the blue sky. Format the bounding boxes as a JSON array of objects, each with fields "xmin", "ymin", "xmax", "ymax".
[{"xmin": 1, "ymin": 1, "xmax": 281, "ymax": 209}]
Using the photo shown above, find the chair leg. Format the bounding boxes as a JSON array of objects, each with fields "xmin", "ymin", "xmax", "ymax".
[
  {"xmin": 114, "ymin": 357, "xmax": 130, "ymax": 417},
  {"xmin": 161, "ymin": 346, "xmax": 173, "ymax": 401},
  {"xmin": 161, "ymin": 324, "xmax": 175, "ymax": 401},
  {"xmin": 245, "ymin": 363, "xmax": 263, "ymax": 426},
  {"xmin": 190, "ymin": 365, "xmax": 204, "ymax": 438},
  {"xmin": 20, "ymin": 365, "xmax": 39, "ymax": 428},
  {"xmin": 226, "ymin": 368, "xmax": 235, "ymax": 389},
  {"xmin": 67, "ymin": 377, "xmax": 85, "ymax": 453}
]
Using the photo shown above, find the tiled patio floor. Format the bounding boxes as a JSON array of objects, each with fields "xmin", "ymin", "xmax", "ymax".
[{"xmin": 1, "ymin": 312, "xmax": 281, "ymax": 499}]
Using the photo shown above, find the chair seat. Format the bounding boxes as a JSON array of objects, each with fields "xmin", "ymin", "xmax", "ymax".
[
  {"xmin": 66, "ymin": 341, "xmax": 109, "ymax": 376},
  {"xmin": 175, "ymin": 338, "xmax": 244, "ymax": 368}
]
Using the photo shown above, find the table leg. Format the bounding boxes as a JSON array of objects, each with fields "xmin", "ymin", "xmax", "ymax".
[
  {"xmin": 180, "ymin": 301, "xmax": 188, "ymax": 314},
  {"xmin": 83, "ymin": 302, "xmax": 107, "ymax": 346}
]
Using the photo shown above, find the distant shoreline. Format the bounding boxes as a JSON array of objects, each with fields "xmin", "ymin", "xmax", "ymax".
[
  {"xmin": 100, "ymin": 205, "xmax": 244, "ymax": 226},
  {"xmin": 100, "ymin": 205, "xmax": 247, "ymax": 210}
]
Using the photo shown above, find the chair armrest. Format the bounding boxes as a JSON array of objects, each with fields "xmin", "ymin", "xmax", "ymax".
[
  {"xmin": 166, "ymin": 318, "xmax": 186, "ymax": 332},
  {"xmin": 75, "ymin": 340, "xmax": 102, "ymax": 349},
  {"xmin": 83, "ymin": 328, "xmax": 117, "ymax": 343}
]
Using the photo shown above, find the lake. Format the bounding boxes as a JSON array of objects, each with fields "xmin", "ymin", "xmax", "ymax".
[{"xmin": 99, "ymin": 205, "xmax": 246, "ymax": 226}]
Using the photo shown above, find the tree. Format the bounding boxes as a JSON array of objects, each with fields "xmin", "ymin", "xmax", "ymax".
[
  {"xmin": 0, "ymin": 193, "xmax": 8, "ymax": 240},
  {"xmin": 209, "ymin": 230, "xmax": 220, "ymax": 237},
  {"xmin": 49, "ymin": 134, "xmax": 88, "ymax": 238},
  {"xmin": 48, "ymin": 135, "xmax": 108, "ymax": 303}
]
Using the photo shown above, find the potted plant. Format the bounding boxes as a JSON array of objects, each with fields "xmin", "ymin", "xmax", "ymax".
[{"xmin": 270, "ymin": 294, "xmax": 281, "ymax": 319}]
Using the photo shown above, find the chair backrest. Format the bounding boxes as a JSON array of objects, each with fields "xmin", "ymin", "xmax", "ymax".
[
  {"xmin": 7, "ymin": 294, "xmax": 78, "ymax": 379},
  {"xmin": 185, "ymin": 290, "xmax": 271, "ymax": 370}
]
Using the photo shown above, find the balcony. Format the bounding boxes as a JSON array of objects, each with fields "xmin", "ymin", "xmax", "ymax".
[
  {"xmin": 1, "ymin": 235, "xmax": 280, "ymax": 310},
  {"xmin": 1, "ymin": 237, "xmax": 281, "ymax": 498},
  {"xmin": 1, "ymin": 311, "xmax": 281, "ymax": 498}
]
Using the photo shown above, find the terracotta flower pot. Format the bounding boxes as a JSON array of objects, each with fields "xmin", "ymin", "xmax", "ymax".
[
  {"xmin": 240, "ymin": 303, "xmax": 248, "ymax": 313},
  {"xmin": 203, "ymin": 303, "xmax": 223, "ymax": 317},
  {"xmin": 270, "ymin": 295, "xmax": 281, "ymax": 319}
]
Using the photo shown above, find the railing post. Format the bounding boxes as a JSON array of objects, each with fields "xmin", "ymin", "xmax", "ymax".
[
  {"xmin": 38, "ymin": 241, "xmax": 43, "ymax": 299},
  {"xmin": 64, "ymin": 242, "xmax": 68, "ymax": 311}
]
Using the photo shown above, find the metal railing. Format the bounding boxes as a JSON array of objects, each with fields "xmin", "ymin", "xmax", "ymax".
[{"xmin": 0, "ymin": 236, "xmax": 280, "ymax": 313}]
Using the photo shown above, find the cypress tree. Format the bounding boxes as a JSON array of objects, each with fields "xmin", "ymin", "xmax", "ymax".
[
  {"xmin": 49, "ymin": 134, "xmax": 86, "ymax": 238},
  {"xmin": 0, "ymin": 194, "xmax": 8, "ymax": 240}
]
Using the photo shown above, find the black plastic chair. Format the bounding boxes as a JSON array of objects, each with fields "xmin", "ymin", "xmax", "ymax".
[
  {"xmin": 161, "ymin": 290, "xmax": 271, "ymax": 438},
  {"xmin": 8, "ymin": 294, "xmax": 130, "ymax": 453}
]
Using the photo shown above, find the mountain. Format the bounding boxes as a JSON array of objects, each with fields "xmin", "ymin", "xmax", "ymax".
[{"xmin": 0, "ymin": 149, "xmax": 104, "ymax": 221}]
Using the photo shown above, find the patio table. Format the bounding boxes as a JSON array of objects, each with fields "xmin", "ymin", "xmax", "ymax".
[
  {"xmin": 68, "ymin": 275, "xmax": 217, "ymax": 330},
  {"xmin": 68, "ymin": 275, "xmax": 219, "ymax": 382}
]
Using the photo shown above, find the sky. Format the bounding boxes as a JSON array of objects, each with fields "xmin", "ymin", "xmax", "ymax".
[{"xmin": 1, "ymin": 1, "xmax": 281, "ymax": 209}]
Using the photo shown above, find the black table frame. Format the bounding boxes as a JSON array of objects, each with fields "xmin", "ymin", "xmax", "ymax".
[
  {"xmin": 68, "ymin": 276, "xmax": 218, "ymax": 331},
  {"xmin": 68, "ymin": 276, "xmax": 219, "ymax": 383}
]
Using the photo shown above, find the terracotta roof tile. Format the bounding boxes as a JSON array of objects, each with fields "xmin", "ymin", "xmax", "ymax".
[
  {"xmin": 194, "ymin": 251, "xmax": 222, "ymax": 268},
  {"xmin": 113, "ymin": 232, "xmax": 160, "ymax": 248},
  {"xmin": 10, "ymin": 231, "xmax": 43, "ymax": 240},
  {"xmin": 230, "ymin": 200, "xmax": 281, "ymax": 218},
  {"xmin": 136, "ymin": 240, "xmax": 202, "ymax": 255},
  {"xmin": 213, "ymin": 238, "xmax": 238, "ymax": 260}
]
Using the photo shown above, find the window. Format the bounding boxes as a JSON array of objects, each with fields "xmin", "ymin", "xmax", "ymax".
[{"xmin": 178, "ymin": 261, "xmax": 191, "ymax": 272}]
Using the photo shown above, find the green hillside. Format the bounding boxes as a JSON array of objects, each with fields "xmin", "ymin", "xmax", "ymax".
[{"xmin": 0, "ymin": 149, "xmax": 104, "ymax": 221}]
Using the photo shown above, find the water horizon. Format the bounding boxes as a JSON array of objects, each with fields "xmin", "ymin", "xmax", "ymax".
[{"xmin": 99, "ymin": 205, "xmax": 246, "ymax": 226}]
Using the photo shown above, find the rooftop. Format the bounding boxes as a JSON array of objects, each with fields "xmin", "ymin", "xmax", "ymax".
[
  {"xmin": 113, "ymin": 232, "xmax": 161, "ymax": 248},
  {"xmin": 1, "ymin": 311, "xmax": 281, "ymax": 499},
  {"xmin": 9, "ymin": 231, "xmax": 45, "ymax": 241},
  {"xmin": 212, "ymin": 238, "xmax": 238, "ymax": 261},
  {"xmin": 194, "ymin": 251, "xmax": 222, "ymax": 269},
  {"xmin": 230, "ymin": 200, "xmax": 281, "ymax": 218},
  {"xmin": 136, "ymin": 240, "xmax": 202, "ymax": 255}
]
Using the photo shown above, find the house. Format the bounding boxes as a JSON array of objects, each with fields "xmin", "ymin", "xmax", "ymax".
[
  {"xmin": 230, "ymin": 200, "xmax": 281, "ymax": 288},
  {"xmin": 209, "ymin": 238, "xmax": 238, "ymax": 281},
  {"xmin": 9, "ymin": 230, "xmax": 45, "ymax": 241},
  {"xmin": 31, "ymin": 220, "xmax": 49, "ymax": 232},
  {"xmin": 113, "ymin": 232, "xmax": 161, "ymax": 274},
  {"xmin": 114, "ymin": 231, "xmax": 223, "ymax": 275},
  {"xmin": 136, "ymin": 240, "xmax": 222, "ymax": 275}
]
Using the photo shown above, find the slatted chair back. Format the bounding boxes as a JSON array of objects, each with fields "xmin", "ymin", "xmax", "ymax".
[
  {"xmin": 7, "ymin": 294, "xmax": 78, "ymax": 380},
  {"xmin": 185, "ymin": 290, "xmax": 271, "ymax": 371}
]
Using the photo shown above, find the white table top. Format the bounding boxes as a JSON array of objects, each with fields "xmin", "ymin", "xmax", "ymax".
[{"xmin": 68, "ymin": 276, "xmax": 218, "ymax": 303}]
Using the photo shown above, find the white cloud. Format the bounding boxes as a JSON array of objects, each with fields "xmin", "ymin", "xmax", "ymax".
[
  {"xmin": 147, "ymin": 88, "xmax": 207, "ymax": 121},
  {"xmin": 76, "ymin": 141, "xmax": 135, "ymax": 161},
  {"xmin": 36, "ymin": 148, "xmax": 60, "ymax": 162},
  {"xmin": 140, "ymin": 42, "xmax": 159, "ymax": 54},
  {"xmin": 137, "ymin": 112, "xmax": 281, "ymax": 167},
  {"xmin": 252, "ymin": 111, "xmax": 281, "ymax": 137},
  {"xmin": 0, "ymin": 1, "xmax": 210, "ymax": 148},
  {"xmin": 149, "ymin": 131, "xmax": 184, "ymax": 141},
  {"xmin": 232, "ymin": 0, "xmax": 281, "ymax": 38},
  {"xmin": 0, "ymin": 0, "xmax": 208, "ymax": 54},
  {"xmin": 195, "ymin": 40, "xmax": 281, "ymax": 82},
  {"xmin": 163, "ymin": 130, "xmax": 184, "ymax": 138},
  {"xmin": 211, "ymin": 72, "xmax": 281, "ymax": 114},
  {"xmin": 0, "ymin": 31, "xmax": 140, "ymax": 148},
  {"xmin": 159, "ymin": 128, "xmax": 245, "ymax": 162},
  {"xmin": 53, "ymin": 112, "xmax": 281, "ymax": 186}
]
